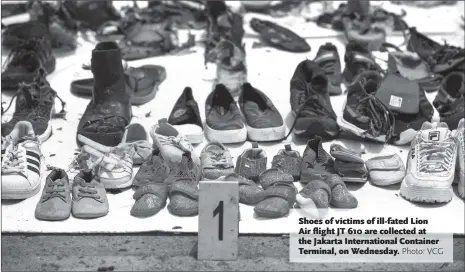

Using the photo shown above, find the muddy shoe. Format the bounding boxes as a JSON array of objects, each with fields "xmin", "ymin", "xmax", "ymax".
[
  {"xmin": 35, "ymin": 168, "xmax": 72, "ymax": 221},
  {"xmin": 271, "ymin": 145, "xmax": 302, "ymax": 181},
  {"xmin": 76, "ymin": 41, "xmax": 132, "ymax": 147},
  {"xmin": 235, "ymin": 142, "xmax": 267, "ymax": 181},
  {"xmin": 133, "ymin": 150, "xmax": 170, "ymax": 187},
  {"xmin": 219, "ymin": 173, "xmax": 264, "ymax": 205},
  {"xmin": 200, "ymin": 142, "xmax": 234, "ymax": 180},
  {"xmin": 259, "ymin": 169, "xmax": 294, "ymax": 190},
  {"xmin": 131, "ymin": 183, "xmax": 169, "ymax": 218},
  {"xmin": 325, "ymin": 174, "xmax": 358, "ymax": 208}
]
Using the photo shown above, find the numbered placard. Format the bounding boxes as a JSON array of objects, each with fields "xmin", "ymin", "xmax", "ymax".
[{"xmin": 198, "ymin": 180, "xmax": 239, "ymax": 260}]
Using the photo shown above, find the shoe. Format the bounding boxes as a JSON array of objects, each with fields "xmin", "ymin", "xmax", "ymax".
[
  {"xmin": 338, "ymin": 71, "xmax": 395, "ymax": 143},
  {"xmin": 200, "ymin": 142, "xmax": 234, "ymax": 180},
  {"xmin": 235, "ymin": 142, "xmax": 267, "ymax": 181},
  {"xmin": 238, "ymin": 83, "xmax": 285, "ymax": 141},
  {"xmin": 62, "ymin": 0, "xmax": 120, "ymax": 31},
  {"xmin": 1, "ymin": 38, "xmax": 55, "ymax": 91},
  {"xmin": 71, "ymin": 170, "xmax": 109, "ymax": 219},
  {"xmin": 330, "ymin": 144, "xmax": 368, "ymax": 183},
  {"xmin": 249, "ymin": 18, "xmax": 310, "ymax": 53},
  {"xmin": 150, "ymin": 119, "xmax": 198, "ymax": 167},
  {"xmin": 375, "ymin": 73, "xmax": 434, "ymax": 145},
  {"xmin": 366, "ymin": 154, "xmax": 405, "ymax": 186},
  {"xmin": 1, "ymin": 2, "xmax": 29, "ymax": 18},
  {"xmin": 271, "ymin": 144, "xmax": 301, "ymax": 181},
  {"xmin": 289, "ymin": 60, "xmax": 339, "ymax": 138},
  {"xmin": 406, "ymin": 27, "xmax": 443, "ymax": 61},
  {"xmin": 433, "ymin": 72, "xmax": 465, "ymax": 130},
  {"xmin": 453, "ymin": 118, "xmax": 464, "ymax": 198},
  {"xmin": 1, "ymin": 121, "xmax": 43, "ymax": 200},
  {"xmin": 121, "ymin": 123, "xmax": 152, "ymax": 165},
  {"xmin": 342, "ymin": 16, "xmax": 387, "ymax": 52},
  {"xmin": 342, "ymin": 41, "xmax": 383, "ymax": 85},
  {"xmin": 2, "ymin": 69, "xmax": 60, "ymax": 142},
  {"xmin": 133, "ymin": 150, "xmax": 170, "ymax": 187},
  {"xmin": 168, "ymin": 87, "xmax": 204, "ymax": 144},
  {"xmin": 300, "ymin": 136, "xmax": 334, "ymax": 183},
  {"xmin": 76, "ymin": 41, "xmax": 132, "ymax": 147},
  {"xmin": 205, "ymin": 84, "xmax": 247, "ymax": 144},
  {"xmin": 35, "ymin": 168, "xmax": 72, "ymax": 221},
  {"xmin": 314, "ymin": 43, "xmax": 342, "ymax": 95},
  {"xmin": 400, "ymin": 122, "xmax": 457, "ymax": 203}
]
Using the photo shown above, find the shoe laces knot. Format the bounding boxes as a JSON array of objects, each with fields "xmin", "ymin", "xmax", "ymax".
[
  {"xmin": 77, "ymin": 183, "xmax": 101, "ymax": 201},
  {"xmin": 210, "ymin": 151, "xmax": 228, "ymax": 168},
  {"xmin": 417, "ymin": 140, "xmax": 456, "ymax": 174},
  {"xmin": 1, "ymin": 145, "xmax": 26, "ymax": 174},
  {"xmin": 159, "ymin": 135, "xmax": 192, "ymax": 153}
]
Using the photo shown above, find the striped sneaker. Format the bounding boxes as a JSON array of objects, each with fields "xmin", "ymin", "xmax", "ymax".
[{"xmin": 1, "ymin": 121, "xmax": 43, "ymax": 199}]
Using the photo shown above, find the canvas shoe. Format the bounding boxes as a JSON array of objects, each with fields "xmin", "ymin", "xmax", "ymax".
[
  {"xmin": 35, "ymin": 168, "xmax": 72, "ymax": 221},
  {"xmin": 121, "ymin": 123, "xmax": 152, "ymax": 165},
  {"xmin": 133, "ymin": 150, "xmax": 171, "ymax": 187},
  {"xmin": 300, "ymin": 136, "xmax": 335, "ymax": 183},
  {"xmin": 235, "ymin": 142, "xmax": 267, "ymax": 181},
  {"xmin": 200, "ymin": 142, "xmax": 234, "ymax": 180},
  {"xmin": 238, "ymin": 83, "xmax": 285, "ymax": 141},
  {"xmin": 338, "ymin": 71, "xmax": 395, "ymax": 143},
  {"xmin": 150, "ymin": 118, "xmax": 198, "ymax": 167},
  {"xmin": 205, "ymin": 84, "xmax": 247, "ymax": 144},
  {"xmin": 400, "ymin": 122, "xmax": 458, "ymax": 203},
  {"xmin": 168, "ymin": 87, "xmax": 204, "ymax": 144},
  {"xmin": 1, "ymin": 121, "xmax": 44, "ymax": 200},
  {"xmin": 289, "ymin": 60, "xmax": 339, "ymax": 139},
  {"xmin": 433, "ymin": 72, "xmax": 465, "ymax": 130},
  {"xmin": 452, "ymin": 118, "xmax": 464, "ymax": 198},
  {"xmin": 314, "ymin": 43, "xmax": 342, "ymax": 95},
  {"xmin": 271, "ymin": 144, "xmax": 302, "ymax": 181},
  {"xmin": 71, "ymin": 170, "xmax": 109, "ymax": 219}
]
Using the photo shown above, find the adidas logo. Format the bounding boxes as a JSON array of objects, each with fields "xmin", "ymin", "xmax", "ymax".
[{"xmin": 26, "ymin": 150, "xmax": 41, "ymax": 175}]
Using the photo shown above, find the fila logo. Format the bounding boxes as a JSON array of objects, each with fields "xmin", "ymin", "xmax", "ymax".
[
  {"xmin": 26, "ymin": 151, "xmax": 41, "ymax": 175},
  {"xmin": 429, "ymin": 131, "xmax": 440, "ymax": 141}
]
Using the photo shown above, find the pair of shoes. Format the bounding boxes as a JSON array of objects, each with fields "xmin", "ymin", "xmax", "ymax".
[
  {"xmin": 205, "ymin": 83, "xmax": 285, "ymax": 143},
  {"xmin": 35, "ymin": 168, "xmax": 72, "ymax": 221},
  {"xmin": 289, "ymin": 60, "xmax": 339, "ymax": 139},
  {"xmin": 400, "ymin": 122, "xmax": 458, "ymax": 203},
  {"xmin": 433, "ymin": 72, "xmax": 465, "ymax": 130},
  {"xmin": 167, "ymin": 87, "xmax": 204, "ymax": 145},
  {"xmin": 330, "ymin": 144, "xmax": 367, "ymax": 183},
  {"xmin": 2, "ymin": 68, "xmax": 63, "ymax": 143},
  {"xmin": 1, "ymin": 121, "xmax": 43, "ymax": 200}
]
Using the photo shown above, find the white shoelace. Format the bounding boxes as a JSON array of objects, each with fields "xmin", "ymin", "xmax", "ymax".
[
  {"xmin": 2, "ymin": 146, "xmax": 26, "ymax": 174},
  {"xmin": 417, "ymin": 141, "xmax": 456, "ymax": 174},
  {"xmin": 158, "ymin": 135, "xmax": 192, "ymax": 153}
]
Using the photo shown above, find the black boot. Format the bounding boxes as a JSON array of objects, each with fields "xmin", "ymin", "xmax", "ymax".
[{"xmin": 76, "ymin": 41, "xmax": 132, "ymax": 147}]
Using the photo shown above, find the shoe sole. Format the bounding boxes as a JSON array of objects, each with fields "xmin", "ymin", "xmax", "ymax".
[
  {"xmin": 341, "ymin": 176, "xmax": 368, "ymax": 183},
  {"xmin": 205, "ymin": 124, "xmax": 247, "ymax": 144},
  {"xmin": 246, "ymin": 124, "xmax": 286, "ymax": 142},
  {"xmin": 400, "ymin": 180, "xmax": 453, "ymax": 203},
  {"xmin": 1, "ymin": 157, "xmax": 44, "ymax": 200}
]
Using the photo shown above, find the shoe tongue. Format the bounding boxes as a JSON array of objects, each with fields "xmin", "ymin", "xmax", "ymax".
[
  {"xmin": 205, "ymin": 144, "xmax": 223, "ymax": 153},
  {"xmin": 421, "ymin": 124, "xmax": 450, "ymax": 142}
]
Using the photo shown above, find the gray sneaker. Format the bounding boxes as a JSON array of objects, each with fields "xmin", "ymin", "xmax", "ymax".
[
  {"xmin": 205, "ymin": 84, "xmax": 247, "ymax": 144},
  {"xmin": 71, "ymin": 170, "xmax": 109, "ymax": 219},
  {"xmin": 235, "ymin": 142, "xmax": 267, "ymax": 181},
  {"xmin": 35, "ymin": 168, "xmax": 71, "ymax": 221},
  {"xmin": 238, "ymin": 83, "xmax": 285, "ymax": 141},
  {"xmin": 200, "ymin": 142, "xmax": 234, "ymax": 180},
  {"xmin": 271, "ymin": 144, "xmax": 301, "ymax": 180},
  {"xmin": 133, "ymin": 149, "xmax": 170, "ymax": 187}
]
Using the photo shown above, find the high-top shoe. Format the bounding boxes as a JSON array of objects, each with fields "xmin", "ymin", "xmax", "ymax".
[
  {"xmin": 314, "ymin": 43, "xmax": 342, "ymax": 95},
  {"xmin": 289, "ymin": 60, "xmax": 339, "ymax": 139},
  {"xmin": 400, "ymin": 122, "xmax": 457, "ymax": 203},
  {"xmin": 338, "ymin": 71, "xmax": 395, "ymax": 143},
  {"xmin": 433, "ymin": 72, "xmax": 465, "ymax": 130},
  {"xmin": 76, "ymin": 41, "xmax": 132, "ymax": 147},
  {"xmin": 342, "ymin": 41, "xmax": 383, "ymax": 85},
  {"xmin": 2, "ymin": 69, "xmax": 59, "ymax": 142},
  {"xmin": 300, "ymin": 136, "xmax": 335, "ymax": 183}
]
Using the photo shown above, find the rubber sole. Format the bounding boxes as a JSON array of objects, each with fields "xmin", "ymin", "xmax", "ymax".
[
  {"xmin": 1, "ymin": 157, "xmax": 44, "ymax": 200},
  {"xmin": 400, "ymin": 180, "xmax": 453, "ymax": 203},
  {"xmin": 205, "ymin": 124, "xmax": 247, "ymax": 144},
  {"xmin": 246, "ymin": 124, "xmax": 286, "ymax": 142}
]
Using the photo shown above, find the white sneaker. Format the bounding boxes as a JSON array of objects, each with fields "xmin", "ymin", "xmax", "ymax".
[
  {"xmin": 150, "ymin": 119, "xmax": 198, "ymax": 166},
  {"xmin": 453, "ymin": 118, "xmax": 464, "ymax": 198},
  {"xmin": 400, "ymin": 122, "xmax": 458, "ymax": 203},
  {"xmin": 1, "ymin": 121, "xmax": 43, "ymax": 199}
]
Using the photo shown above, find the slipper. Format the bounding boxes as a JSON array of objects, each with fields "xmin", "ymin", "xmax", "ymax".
[
  {"xmin": 220, "ymin": 173, "xmax": 264, "ymax": 205},
  {"xmin": 122, "ymin": 123, "xmax": 152, "ymax": 165},
  {"xmin": 71, "ymin": 65, "xmax": 166, "ymax": 105},
  {"xmin": 167, "ymin": 179, "xmax": 199, "ymax": 216},
  {"xmin": 296, "ymin": 180, "xmax": 332, "ymax": 212},
  {"xmin": 131, "ymin": 183, "xmax": 169, "ymax": 217},
  {"xmin": 254, "ymin": 182, "xmax": 297, "ymax": 218},
  {"xmin": 325, "ymin": 174, "xmax": 358, "ymax": 208}
]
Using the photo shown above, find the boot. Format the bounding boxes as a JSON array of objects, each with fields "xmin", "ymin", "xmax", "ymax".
[{"xmin": 76, "ymin": 41, "xmax": 132, "ymax": 147}]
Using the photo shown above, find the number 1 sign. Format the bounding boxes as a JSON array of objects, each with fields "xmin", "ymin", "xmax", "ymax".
[{"xmin": 198, "ymin": 180, "xmax": 239, "ymax": 260}]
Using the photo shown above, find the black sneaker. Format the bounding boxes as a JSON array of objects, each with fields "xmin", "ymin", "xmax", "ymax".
[
  {"xmin": 342, "ymin": 41, "xmax": 383, "ymax": 85},
  {"xmin": 1, "ymin": 69, "xmax": 60, "ymax": 142},
  {"xmin": 288, "ymin": 60, "xmax": 339, "ymax": 139},
  {"xmin": 1, "ymin": 38, "xmax": 56, "ymax": 91},
  {"xmin": 168, "ymin": 87, "xmax": 204, "ymax": 145},
  {"xmin": 76, "ymin": 42, "xmax": 132, "ymax": 147},
  {"xmin": 433, "ymin": 72, "xmax": 465, "ymax": 129},
  {"xmin": 314, "ymin": 43, "xmax": 342, "ymax": 95},
  {"xmin": 300, "ymin": 136, "xmax": 335, "ymax": 183},
  {"xmin": 62, "ymin": 0, "xmax": 120, "ymax": 31},
  {"xmin": 337, "ymin": 71, "xmax": 395, "ymax": 143}
]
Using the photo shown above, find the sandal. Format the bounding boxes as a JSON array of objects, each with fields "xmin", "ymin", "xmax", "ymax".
[
  {"xmin": 131, "ymin": 183, "xmax": 169, "ymax": 217},
  {"xmin": 254, "ymin": 171, "xmax": 296, "ymax": 218},
  {"xmin": 168, "ymin": 180, "xmax": 199, "ymax": 216},
  {"xmin": 220, "ymin": 173, "xmax": 264, "ymax": 205}
]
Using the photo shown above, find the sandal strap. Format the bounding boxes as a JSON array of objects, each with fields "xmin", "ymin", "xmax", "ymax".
[
  {"xmin": 133, "ymin": 183, "xmax": 168, "ymax": 200},
  {"xmin": 170, "ymin": 182, "xmax": 198, "ymax": 200},
  {"xmin": 262, "ymin": 183, "xmax": 297, "ymax": 207}
]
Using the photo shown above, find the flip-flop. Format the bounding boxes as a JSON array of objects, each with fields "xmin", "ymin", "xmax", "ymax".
[
  {"xmin": 167, "ymin": 180, "xmax": 199, "ymax": 216},
  {"xmin": 325, "ymin": 174, "xmax": 358, "ymax": 208},
  {"xmin": 71, "ymin": 65, "xmax": 166, "ymax": 105},
  {"xmin": 131, "ymin": 183, "xmax": 169, "ymax": 217},
  {"xmin": 220, "ymin": 173, "xmax": 264, "ymax": 205},
  {"xmin": 254, "ymin": 182, "xmax": 297, "ymax": 218}
]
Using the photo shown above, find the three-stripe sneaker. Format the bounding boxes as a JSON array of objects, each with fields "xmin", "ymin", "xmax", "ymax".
[
  {"xmin": 400, "ymin": 122, "xmax": 458, "ymax": 203},
  {"xmin": 1, "ymin": 121, "xmax": 43, "ymax": 200}
]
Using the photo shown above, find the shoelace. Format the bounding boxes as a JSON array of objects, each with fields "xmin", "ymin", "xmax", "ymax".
[
  {"xmin": 77, "ymin": 184, "xmax": 100, "ymax": 200},
  {"xmin": 159, "ymin": 135, "xmax": 192, "ymax": 153},
  {"xmin": 1, "ymin": 145, "xmax": 25, "ymax": 174},
  {"xmin": 42, "ymin": 179, "xmax": 67, "ymax": 202},
  {"xmin": 210, "ymin": 151, "xmax": 228, "ymax": 168},
  {"xmin": 417, "ymin": 141, "xmax": 455, "ymax": 173},
  {"xmin": 430, "ymin": 45, "xmax": 465, "ymax": 65}
]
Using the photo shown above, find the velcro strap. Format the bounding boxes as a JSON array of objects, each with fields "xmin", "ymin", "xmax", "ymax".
[
  {"xmin": 262, "ymin": 183, "xmax": 297, "ymax": 207},
  {"xmin": 169, "ymin": 182, "xmax": 198, "ymax": 200},
  {"xmin": 366, "ymin": 155, "xmax": 402, "ymax": 171},
  {"xmin": 133, "ymin": 183, "xmax": 168, "ymax": 201}
]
